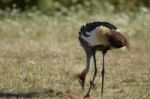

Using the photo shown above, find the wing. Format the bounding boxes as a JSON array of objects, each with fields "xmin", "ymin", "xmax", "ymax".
[
  {"xmin": 79, "ymin": 21, "xmax": 117, "ymax": 37},
  {"xmin": 107, "ymin": 29, "xmax": 129, "ymax": 48}
]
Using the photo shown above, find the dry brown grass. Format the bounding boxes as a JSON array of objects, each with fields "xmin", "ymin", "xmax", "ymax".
[{"xmin": 0, "ymin": 12, "xmax": 150, "ymax": 99}]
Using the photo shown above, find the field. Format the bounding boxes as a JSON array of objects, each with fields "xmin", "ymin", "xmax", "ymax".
[{"xmin": 0, "ymin": 11, "xmax": 150, "ymax": 99}]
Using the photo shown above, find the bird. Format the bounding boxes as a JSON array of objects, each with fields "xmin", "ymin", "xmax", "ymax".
[{"xmin": 78, "ymin": 21, "xmax": 129, "ymax": 98}]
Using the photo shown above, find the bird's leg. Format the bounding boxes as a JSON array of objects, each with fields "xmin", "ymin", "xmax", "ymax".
[
  {"xmin": 78, "ymin": 49, "xmax": 92, "ymax": 90},
  {"xmin": 84, "ymin": 50, "xmax": 97, "ymax": 98},
  {"xmin": 101, "ymin": 50, "xmax": 107, "ymax": 96}
]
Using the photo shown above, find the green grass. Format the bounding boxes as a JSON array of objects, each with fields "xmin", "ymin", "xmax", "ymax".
[{"xmin": 0, "ymin": 11, "xmax": 150, "ymax": 99}]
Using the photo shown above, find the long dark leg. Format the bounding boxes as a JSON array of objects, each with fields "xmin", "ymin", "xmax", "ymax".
[
  {"xmin": 101, "ymin": 51, "xmax": 107, "ymax": 96},
  {"xmin": 79, "ymin": 49, "xmax": 92, "ymax": 90},
  {"xmin": 84, "ymin": 50, "xmax": 97, "ymax": 98}
]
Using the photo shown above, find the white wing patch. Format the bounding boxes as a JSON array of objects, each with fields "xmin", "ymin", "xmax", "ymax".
[
  {"xmin": 81, "ymin": 27, "xmax": 102, "ymax": 46},
  {"xmin": 81, "ymin": 26, "xmax": 110, "ymax": 47}
]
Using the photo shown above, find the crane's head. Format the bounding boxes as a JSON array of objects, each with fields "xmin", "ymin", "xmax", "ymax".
[{"xmin": 98, "ymin": 26, "xmax": 129, "ymax": 50}]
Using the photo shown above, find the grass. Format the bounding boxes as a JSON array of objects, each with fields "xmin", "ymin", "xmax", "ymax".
[{"xmin": 0, "ymin": 11, "xmax": 150, "ymax": 99}]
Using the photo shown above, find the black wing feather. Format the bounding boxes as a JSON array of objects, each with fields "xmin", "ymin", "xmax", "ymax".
[{"xmin": 79, "ymin": 21, "xmax": 117, "ymax": 37}]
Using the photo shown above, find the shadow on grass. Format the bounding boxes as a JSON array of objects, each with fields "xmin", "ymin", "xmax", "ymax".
[
  {"xmin": 0, "ymin": 88, "xmax": 57, "ymax": 98},
  {"xmin": 0, "ymin": 92, "xmax": 39, "ymax": 98}
]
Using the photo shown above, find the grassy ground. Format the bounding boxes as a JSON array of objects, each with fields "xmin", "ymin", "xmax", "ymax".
[{"xmin": 0, "ymin": 11, "xmax": 150, "ymax": 99}]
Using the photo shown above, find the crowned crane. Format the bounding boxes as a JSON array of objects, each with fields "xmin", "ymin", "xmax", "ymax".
[{"xmin": 78, "ymin": 21, "xmax": 129, "ymax": 97}]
